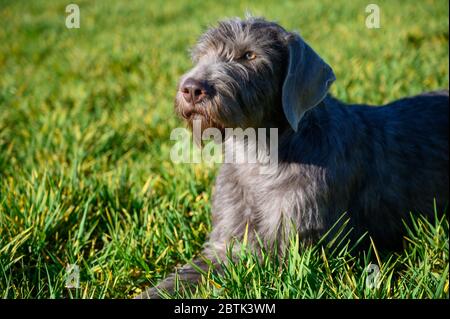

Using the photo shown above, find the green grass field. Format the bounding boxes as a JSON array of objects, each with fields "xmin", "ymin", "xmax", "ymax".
[{"xmin": 0, "ymin": 0, "xmax": 448, "ymax": 299}]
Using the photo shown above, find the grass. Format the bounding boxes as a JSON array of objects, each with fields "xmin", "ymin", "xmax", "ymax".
[{"xmin": 0, "ymin": 0, "xmax": 448, "ymax": 299}]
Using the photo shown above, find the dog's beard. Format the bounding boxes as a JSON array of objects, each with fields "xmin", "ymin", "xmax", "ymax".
[
  {"xmin": 187, "ymin": 113, "xmax": 218, "ymax": 146},
  {"xmin": 175, "ymin": 96, "xmax": 225, "ymax": 146},
  {"xmin": 174, "ymin": 91, "xmax": 268, "ymax": 147}
]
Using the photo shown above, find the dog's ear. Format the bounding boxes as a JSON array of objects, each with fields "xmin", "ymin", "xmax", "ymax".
[{"xmin": 282, "ymin": 33, "xmax": 335, "ymax": 131}]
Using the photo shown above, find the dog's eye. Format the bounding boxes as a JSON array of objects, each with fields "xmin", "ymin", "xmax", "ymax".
[{"xmin": 243, "ymin": 51, "xmax": 256, "ymax": 60}]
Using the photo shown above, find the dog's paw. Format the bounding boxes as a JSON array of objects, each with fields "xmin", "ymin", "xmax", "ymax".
[{"xmin": 133, "ymin": 287, "xmax": 162, "ymax": 299}]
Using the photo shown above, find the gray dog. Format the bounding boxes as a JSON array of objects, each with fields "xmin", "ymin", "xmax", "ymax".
[{"xmin": 136, "ymin": 17, "xmax": 449, "ymax": 298}]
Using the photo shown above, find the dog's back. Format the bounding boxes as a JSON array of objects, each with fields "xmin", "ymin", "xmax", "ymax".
[{"xmin": 320, "ymin": 91, "xmax": 449, "ymax": 249}]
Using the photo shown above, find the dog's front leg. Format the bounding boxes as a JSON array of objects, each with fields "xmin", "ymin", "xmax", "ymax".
[
  {"xmin": 135, "ymin": 165, "xmax": 251, "ymax": 299},
  {"xmin": 134, "ymin": 248, "xmax": 223, "ymax": 299}
]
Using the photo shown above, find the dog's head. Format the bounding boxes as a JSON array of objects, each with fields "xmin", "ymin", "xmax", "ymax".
[{"xmin": 175, "ymin": 17, "xmax": 335, "ymax": 135}]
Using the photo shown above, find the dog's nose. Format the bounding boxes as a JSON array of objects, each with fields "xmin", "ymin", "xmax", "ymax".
[{"xmin": 181, "ymin": 78, "xmax": 209, "ymax": 104}]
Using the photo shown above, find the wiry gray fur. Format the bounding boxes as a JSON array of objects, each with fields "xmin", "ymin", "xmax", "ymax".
[{"xmin": 135, "ymin": 17, "xmax": 449, "ymax": 298}]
